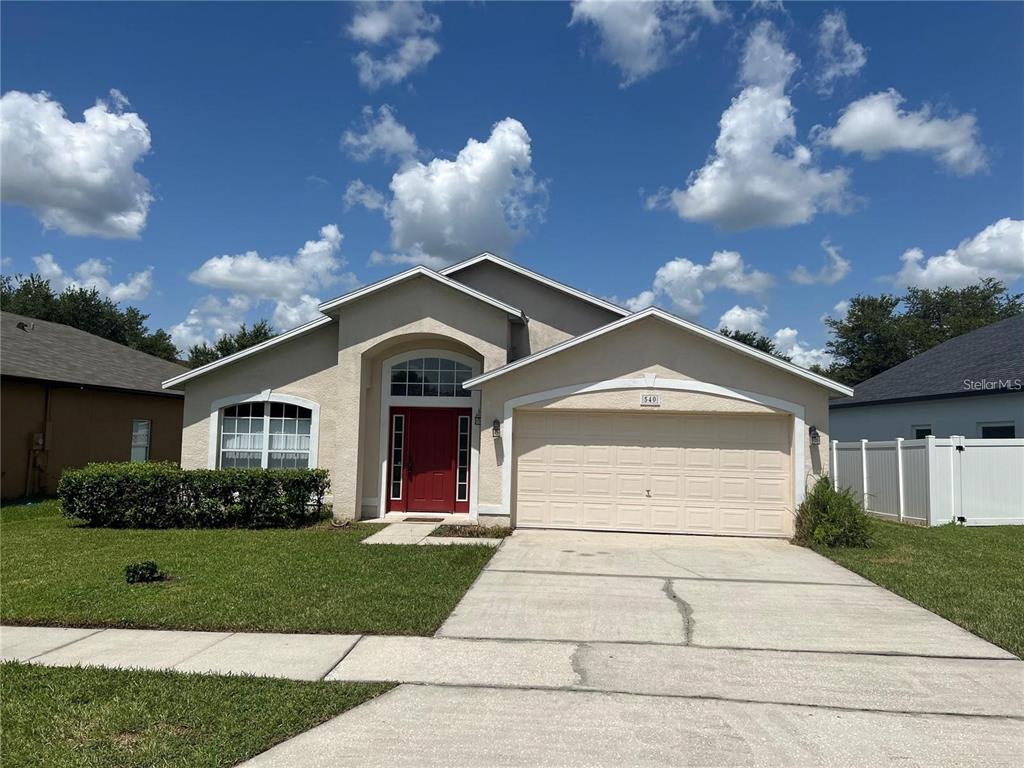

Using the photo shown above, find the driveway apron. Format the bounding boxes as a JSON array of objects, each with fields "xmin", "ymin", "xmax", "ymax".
[{"xmin": 245, "ymin": 529, "xmax": 1022, "ymax": 767}]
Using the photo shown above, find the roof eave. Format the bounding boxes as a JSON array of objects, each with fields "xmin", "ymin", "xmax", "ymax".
[
  {"xmin": 318, "ymin": 265, "xmax": 525, "ymax": 319},
  {"xmin": 440, "ymin": 252, "xmax": 631, "ymax": 317},
  {"xmin": 161, "ymin": 315, "xmax": 336, "ymax": 389},
  {"xmin": 464, "ymin": 307, "xmax": 854, "ymax": 397}
]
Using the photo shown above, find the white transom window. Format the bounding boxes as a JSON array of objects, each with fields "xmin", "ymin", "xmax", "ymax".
[
  {"xmin": 390, "ymin": 356, "xmax": 473, "ymax": 398},
  {"xmin": 219, "ymin": 402, "xmax": 312, "ymax": 469}
]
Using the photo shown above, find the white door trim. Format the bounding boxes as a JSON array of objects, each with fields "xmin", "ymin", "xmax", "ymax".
[
  {"xmin": 499, "ymin": 374, "xmax": 806, "ymax": 519},
  {"xmin": 207, "ymin": 390, "xmax": 321, "ymax": 469},
  {"xmin": 376, "ymin": 348, "xmax": 482, "ymax": 520}
]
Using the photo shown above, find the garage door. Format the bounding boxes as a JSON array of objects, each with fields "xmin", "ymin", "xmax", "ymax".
[{"xmin": 514, "ymin": 410, "xmax": 793, "ymax": 536}]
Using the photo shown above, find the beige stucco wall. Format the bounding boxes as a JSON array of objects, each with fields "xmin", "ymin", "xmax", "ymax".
[
  {"xmin": 447, "ymin": 261, "xmax": 622, "ymax": 358},
  {"xmin": 332, "ymin": 275, "xmax": 512, "ymax": 519},
  {"xmin": 473, "ymin": 316, "xmax": 834, "ymax": 512},
  {"xmin": 179, "ymin": 322, "xmax": 340, "ymax": 477}
]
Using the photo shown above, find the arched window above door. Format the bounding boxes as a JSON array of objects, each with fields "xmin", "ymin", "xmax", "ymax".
[{"xmin": 389, "ymin": 356, "xmax": 473, "ymax": 398}]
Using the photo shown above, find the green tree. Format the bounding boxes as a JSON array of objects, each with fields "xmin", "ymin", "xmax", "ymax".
[
  {"xmin": 900, "ymin": 278, "xmax": 1023, "ymax": 356},
  {"xmin": 187, "ymin": 320, "xmax": 276, "ymax": 367},
  {"xmin": 719, "ymin": 328, "xmax": 792, "ymax": 362},
  {"xmin": 1, "ymin": 274, "xmax": 180, "ymax": 361},
  {"xmin": 823, "ymin": 280, "xmax": 1023, "ymax": 385}
]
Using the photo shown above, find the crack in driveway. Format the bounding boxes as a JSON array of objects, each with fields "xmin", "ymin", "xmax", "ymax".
[
  {"xmin": 570, "ymin": 643, "xmax": 590, "ymax": 687},
  {"xmin": 662, "ymin": 579, "xmax": 694, "ymax": 645}
]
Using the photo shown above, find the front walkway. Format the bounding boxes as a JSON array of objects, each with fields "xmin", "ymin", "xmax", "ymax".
[{"xmin": 361, "ymin": 521, "xmax": 503, "ymax": 546}]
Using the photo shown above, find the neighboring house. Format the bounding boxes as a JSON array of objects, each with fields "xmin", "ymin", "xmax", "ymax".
[
  {"xmin": 831, "ymin": 314, "xmax": 1024, "ymax": 441},
  {"xmin": 1, "ymin": 312, "xmax": 186, "ymax": 499},
  {"xmin": 164, "ymin": 253, "xmax": 852, "ymax": 538}
]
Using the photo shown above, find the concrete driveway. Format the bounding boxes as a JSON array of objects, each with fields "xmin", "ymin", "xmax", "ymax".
[{"xmin": 246, "ymin": 530, "xmax": 1022, "ymax": 767}]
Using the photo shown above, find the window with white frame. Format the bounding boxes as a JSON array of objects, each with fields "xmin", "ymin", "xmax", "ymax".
[
  {"xmin": 130, "ymin": 419, "xmax": 151, "ymax": 462},
  {"xmin": 978, "ymin": 421, "xmax": 1015, "ymax": 439},
  {"xmin": 219, "ymin": 402, "xmax": 312, "ymax": 469},
  {"xmin": 390, "ymin": 357, "xmax": 472, "ymax": 398}
]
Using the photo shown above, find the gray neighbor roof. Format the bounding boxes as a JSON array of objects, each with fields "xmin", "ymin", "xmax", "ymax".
[
  {"xmin": 833, "ymin": 314, "xmax": 1024, "ymax": 408},
  {"xmin": 1, "ymin": 312, "xmax": 186, "ymax": 396}
]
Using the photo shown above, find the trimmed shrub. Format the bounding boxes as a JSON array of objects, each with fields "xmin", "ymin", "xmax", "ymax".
[
  {"xmin": 793, "ymin": 476, "xmax": 871, "ymax": 549},
  {"xmin": 59, "ymin": 462, "xmax": 330, "ymax": 528},
  {"xmin": 125, "ymin": 561, "xmax": 165, "ymax": 584}
]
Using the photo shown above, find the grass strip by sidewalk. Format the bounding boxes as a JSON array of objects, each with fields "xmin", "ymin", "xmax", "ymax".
[
  {"xmin": 1, "ymin": 500, "xmax": 494, "ymax": 635},
  {"xmin": 821, "ymin": 518, "xmax": 1024, "ymax": 658},
  {"xmin": 0, "ymin": 661, "xmax": 391, "ymax": 768}
]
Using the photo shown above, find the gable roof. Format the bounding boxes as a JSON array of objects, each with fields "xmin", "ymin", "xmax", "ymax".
[
  {"xmin": 832, "ymin": 314, "xmax": 1024, "ymax": 408},
  {"xmin": 318, "ymin": 266, "xmax": 524, "ymax": 318},
  {"xmin": 161, "ymin": 315, "xmax": 335, "ymax": 389},
  {"xmin": 463, "ymin": 306, "xmax": 854, "ymax": 396},
  {"xmin": 440, "ymin": 252, "xmax": 630, "ymax": 317},
  {"xmin": 1, "ymin": 311, "xmax": 187, "ymax": 396}
]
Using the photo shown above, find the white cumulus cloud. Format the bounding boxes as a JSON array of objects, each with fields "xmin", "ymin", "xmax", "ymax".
[
  {"xmin": 654, "ymin": 22, "xmax": 850, "ymax": 230},
  {"xmin": 185, "ymin": 224, "xmax": 357, "ymax": 335},
  {"xmin": 342, "ymin": 104, "xmax": 419, "ymax": 164},
  {"xmin": 895, "ymin": 218, "xmax": 1024, "ymax": 289},
  {"xmin": 169, "ymin": 294, "xmax": 253, "ymax": 352},
  {"xmin": 348, "ymin": 1, "xmax": 441, "ymax": 90},
  {"xmin": 344, "ymin": 179, "xmax": 387, "ymax": 211},
  {"xmin": 569, "ymin": 1, "xmax": 727, "ymax": 87},
  {"xmin": 818, "ymin": 89, "xmax": 986, "ymax": 175},
  {"xmin": 0, "ymin": 90, "xmax": 153, "ymax": 238},
  {"xmin": 33, "ymin": 253, "xmax": 153, "ymax": 303},
  {"xmin": 621, "ymin": 250, "xmax": 773, "ymax": 318},
  {"xmin": 815, "ymin": 10, "xmax": 867, "ymax": 96},
  {"xmin": 376, "ymin": 117, "xmax": 546, "ymax": 265},
  {"xmin": 790, "ymin": 240, "xmax": 851, "ymax": 285},
  {"xmin": 718, "ymin": 305, "xmax": 769, "ymax": 334},
  {"xmin": 773, "ymin": 327, "xmax": 832, "ymax": 369}
]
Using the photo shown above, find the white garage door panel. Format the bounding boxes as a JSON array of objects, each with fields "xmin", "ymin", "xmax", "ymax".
[{"xmin": 513, "ymin": 411, "xmax": 793, "ymax": 537}]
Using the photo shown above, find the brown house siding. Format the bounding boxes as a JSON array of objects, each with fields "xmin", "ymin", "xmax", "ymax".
[{"xmin": 1, "ymin": 377, "xmax": 184, "ymax": 499}]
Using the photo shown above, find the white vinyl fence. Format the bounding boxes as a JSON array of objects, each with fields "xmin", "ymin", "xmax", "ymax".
[{"xmin": 832, "ymin": 437, "xmax": 1024, "ymax": 527}]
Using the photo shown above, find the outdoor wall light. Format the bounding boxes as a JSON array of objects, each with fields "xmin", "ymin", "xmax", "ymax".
[
  {"xmin": 474, "ymin": 413, "xmax": 481, "ymax": 426},
  {"xmin": 492, "ymin": 419, "xmax": 501, "ymax": 437},
  {"xmin": 809, "ymin": 425, "xmax": 820, "ymax": 446}
]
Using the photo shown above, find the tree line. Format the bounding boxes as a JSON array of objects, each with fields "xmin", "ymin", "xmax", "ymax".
[{"xmin": 719, "ymin": 278, "xmax": 1022, "ymax": 385}]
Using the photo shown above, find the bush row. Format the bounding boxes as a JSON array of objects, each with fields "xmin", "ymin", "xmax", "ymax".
[{"xmin": 58, "ymin": 462, "xmax": 330, "ymax": 528}]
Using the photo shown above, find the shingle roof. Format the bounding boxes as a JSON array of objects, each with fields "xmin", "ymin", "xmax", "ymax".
[
  {"xmin": 1, "ymin": 312, "xmax": 187, "ymax": 395},
  {"xmin": 833, "ymin": 314, "xmax": 1024, "ymax": 408}
]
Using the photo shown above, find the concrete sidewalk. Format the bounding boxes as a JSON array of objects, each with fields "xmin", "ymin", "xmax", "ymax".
[
  {"xmin": 3, "ymin": 625, "xmax": 1021, "ymax": 720},
  {"xmin": 1, "ymin": 625, "xmax": 361, "ymax": 681}
]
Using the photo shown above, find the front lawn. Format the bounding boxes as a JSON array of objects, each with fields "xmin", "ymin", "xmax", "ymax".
[
  {"xmin": 0, "ymin": 500, "xmax": 494, "ymax": 635},
  {"xmin": 822, "ymin": 519, "xmax": 1024, "ymax": 658},
  {"xmin": 0, "ymin": 662, "xmax": 390, "ymax": 768}
]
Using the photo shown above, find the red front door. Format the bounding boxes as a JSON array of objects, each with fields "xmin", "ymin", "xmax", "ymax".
[{"xmin": 387, "ymin": 407, "xmax": 471, "ymax": 513}]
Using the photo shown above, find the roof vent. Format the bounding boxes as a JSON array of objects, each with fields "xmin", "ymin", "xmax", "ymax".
[{"xmin": 16, "ymin": 321, "xmax": 34, "ymax": 333}]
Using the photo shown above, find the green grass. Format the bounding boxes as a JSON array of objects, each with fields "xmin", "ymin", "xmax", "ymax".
[
  {"xmin": 0, "ymin": 662, "xmax": 391, "ymax": 768},
  {"xmin": 0, "ymin": 500, "xmax": 494, "ymax": 635},
  {"xmin": 430, "ymin": 524, "xmax": 513, "ymax": 538},
  {"xmin": 821, "ymin": 519, "xmax": 1024, "ymax": 657}
]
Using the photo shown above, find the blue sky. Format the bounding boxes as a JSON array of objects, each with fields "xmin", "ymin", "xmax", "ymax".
[{"xmin": 2, "ymin": 1, "xmax": 1022, "ymax": 364}]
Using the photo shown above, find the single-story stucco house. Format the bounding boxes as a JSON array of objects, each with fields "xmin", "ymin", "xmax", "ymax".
[
  {"xmin": 163, "ymin": 253, "xmax": 853, "ymax": 538},
  {"xmin": 1, "ymin": 311, "xmax": 186, "ymax": 499},
  {"xmin": 831, "ymin": 314, "xmax": 1023, "ymax": 441}
]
